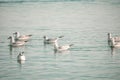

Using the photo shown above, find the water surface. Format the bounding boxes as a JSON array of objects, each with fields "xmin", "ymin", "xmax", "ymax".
[{"xmin": 0, "ymin": 0, "xmax": 120, "ymax": 80}]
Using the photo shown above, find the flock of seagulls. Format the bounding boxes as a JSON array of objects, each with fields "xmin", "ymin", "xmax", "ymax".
[
  {"xmin": 8, "ymin": 36, "xmax": 26, "ymax": 47},
  {"xmin": 6, "ymin": 32, "xmax": 120, "ymax": 61},
  {"xmin": 8, "ymin": 32, "xmax": 73, "ymax": 61},
  {"xmin": 8, "ymin": 32, "xmax": 32, "ymax": 47},
  {"xmin": 8, "ymin": 32, "xmax": 32, "ymax": 61},
  {"xmin": 108, "ymin": 33, "xmax": 120, "ymax": 48},
  {"xmin": 43, "ymin": 35, "xmax": 73, "ymax": 52}
]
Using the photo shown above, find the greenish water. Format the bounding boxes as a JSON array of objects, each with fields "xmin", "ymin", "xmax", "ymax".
[{"xmin": 0, "ymin": 1, "xmax": 120, "ymax": 80}]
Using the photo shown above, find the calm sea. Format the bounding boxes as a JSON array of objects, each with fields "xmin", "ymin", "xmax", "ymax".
[{"xmin": 0, "ymin": 0, "xmax": 120, "ymax": 80}]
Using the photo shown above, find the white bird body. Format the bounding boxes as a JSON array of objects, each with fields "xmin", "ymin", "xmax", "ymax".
[
  {"xmin": 54, "ymin": 41, "xmax": 73, "ymax": 52},
  {"xmin": 114, "ymin": 37, "xmax": 120, "ymax": 42},
  {"xmin": 110, "ymin": 38, "xmax": 120, "ymax": 48},
  {"xmin": 17, "ymin": 52, "xmax": 26, "ymax": 61},
  {"xmin": 8, "ymin": 36, "xmax": 25, "ymax": 47},
  {"xmin": 58, "ymin": 45, "xmax": 71, "ymax": 51},
  {"xmin": 43, "ymin": 36, "xmax": 64, "ymax": 44},
  {"xmin": 14, "ymin": 32, "xmax": 32, "ymax": 41}
]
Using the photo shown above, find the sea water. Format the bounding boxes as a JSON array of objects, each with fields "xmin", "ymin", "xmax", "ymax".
[{"xmin": 0, "ymin": 0, "xmax": 120, "ymax": 80}]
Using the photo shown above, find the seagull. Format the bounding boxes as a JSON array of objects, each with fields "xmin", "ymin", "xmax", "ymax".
[
  {"xmin": 13, "ymin": 32, "xmax": 32, "ymax": 42},
  {"xmin": 43, "ymin": 35, "xmax": 64, "ymax": 44},
  {"xmin": 8, "ymin": 36, "xmax": 25, "ymax": 47},
  {"xmin": 53, "ymin": 41, "xmax": 73, "ymax": 52},
  {"xmin": 17, "ymin": 52, "xmax": 26, "ymax": 61}
]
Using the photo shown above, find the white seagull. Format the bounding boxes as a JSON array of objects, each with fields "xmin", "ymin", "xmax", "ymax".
[
  {"xmin": 8, "ymin": 36, "xmax": 25, "ymax": 47},
  {"xmin": 43, "ymin": 35, "xmax": 64, "ymax": 44},
  {"xmin": 13, "ymin": 32, "xmax": 32, "ymax": 42},
  {"xmin": 17, "ymin": 52, "xmax": 26, "ymax": 61},
  {"xmin": 53, "ymin": 41, "xmax": 73, "ymax": 52}
]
